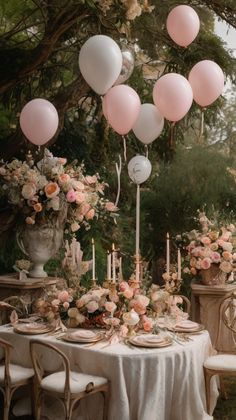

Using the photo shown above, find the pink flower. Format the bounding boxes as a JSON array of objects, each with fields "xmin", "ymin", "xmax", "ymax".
[
  {"xmin": 86, "ymin": 209, "xmax": 95, "ymax": 220},
  {"xmin": 85, "ymin": 175, "xmax": 97, "ymax": 184},
  {"xmin": 58, "ymin": 173, "xmax": 70, "ymax": 186},
  {"xmin": 71, "ymin": 222, "xmax": 80, "ymax": 232},
  {"xmin": 63, "ymin": 302, "xmax": 70, "ymax": 310},
  {"xmin": 51, "ymin": 299, "xmax": 60, "ymax": 307},
  {"xmin": 105, "ymin": 202, "xmax": 118, "ymax": 212},
  {"xmin": 80, "ymin": 202, "xmax": 90, "ymax": 216},
  {"xmin": 45, "ymin": 182, "xmax": 60, "ymax": 198},
  {"xmin": 201, "ymin": 236, "xmax": 211, "ymax": 245},
  {"xmin": 22, "ymin": 183, "xmax": 37, "ymax": 199},
  {"xmin": 221, "ymin": 231, "xmax": 231, "ymax": 241},
  {"xmin": 190, "ymin": 267, "xmax": 197, "ymax": 275},
  {"xmin": 220, "ymin": 261, "xmax": 232, "ymax": 274},
  {"xmin": 72, "ymin": 180, "xmax": 85, "ymax": 191},
  {"xmin": 75, "ymin": 191, "xmax": 86, "ymax": 204},
  {"xmin": 25, "ymin": 216, "xmax": 35, "ymax": 225},
  {"xmin": 66, "ymin": 189, "xmax": 76, "ymax": 203},
  {"xmin": 222, "ymin": 251, "xmax": 232, "ymax": 261},
  {"xmin": 105, "ymin": 301, "xmax": 117, "ymax": 313},
  {"xmin": 142, "ymin": 316, "xmax": 153, "ymax": 332},
  {"xmin": 57, "ymin": 158, "xmax": 67, "ymax": 165},
  {"xmin": 211, "ymin": 252, "xmax": 221, "ymax": 264},
  {"xmin": 200, "ymin": 258, "xmax": 211, "ymax": 270},
  {"xmin": 123, "ymin": 288, "xmax": 134, "ymax": 299},
  {"xmin": 86, "ymin": 300, "xmax": 99, "ymax": 313},
  {"xmin": 119, "ymin": 281, "xmax": 129, "ymax": 292},
  {"xmin": 119, "ymin": 324, "xmax": 129, "ymax": 337},
  {"xmin": 58, "ymin": 290, "xmax": 70, "ymax": 302}
]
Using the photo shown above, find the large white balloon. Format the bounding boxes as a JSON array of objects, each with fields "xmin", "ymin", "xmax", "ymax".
[
  {"xmin": 128, "ymin": 155, "xmax": 152, "ymax": 184},
  {"xmin": 132, "ymin": 103, "xmax": 164, "ymax": 144},
  {"xmin": 78, "ymin": 35, "xmax": 122, "ymax": 95}
]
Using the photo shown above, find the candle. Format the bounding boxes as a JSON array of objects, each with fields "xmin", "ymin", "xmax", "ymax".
[
  {"xmin": 92, "ymin": 238, "xmax": 95, "ymax": 279},
  {"xmin": 166, "ymin": 233, "xmax": 170, "ymax": 276},
  {"xmin": 177, "ymin": 248, "xmax": 181, "ymax": 280},
  {"xmin": 119, "ymin": 256, "xmax": 123, "ymax": 281},
  {"xmin": 107, "ymin": 251, "xmax": 111, "ymax": 279},
  {"xmin": 135, "ymin": 185, "xmax": 140, "ymax": 257},
  {"xmin": 112, "ymin": 243, "xmax": 116, "ymax": 283}
]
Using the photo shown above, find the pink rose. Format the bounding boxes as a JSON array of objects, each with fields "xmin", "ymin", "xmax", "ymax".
[
  {"xmin": 86, "ymin": 208, "xmax": 95, "ymax": 220},
  {"xmin": 211, "ymin": 252, "xmax": 221, "ymax": 264},
  {"xmin": 58, "ymin": 173, "xmax": 70, "ymax": 186},
  {"xmin": 200, "ymin": 258, "xmax": 211, "ymax": 270},
  {"xmin": 80, "ymin": 202, "xmax": 90, "ymax": 216},
  {"xmin": 220, "ymin": 261, "xmax": 232, "ymax": 274},
  {"xmin": 105, "ymin": 301, "xmax": 117, "ymax": 313},
  {"xmin": 58, "ymin": 290, "xmax": 70, "ymax": 302},
  {"xmin": 75, "ymin": 191, "xmax": 86, "ymax": 204},
  {"xmin": 51, "ymin": 299, "xmax": 60, "ymax": 307},
  {"xmin": 45, "ymin": 182, "xmax": 60, "ymax": 198},
  {"xmin": 71, "ymin": 222, "xmax": 80, "ymax": 232},
  {"xmin": 86, "ymin": 300, "xmax": 99, "ymax": 313},
  {"xmin": 72, "ymin": 180, "xmax": 85, "ymax": 191},
  {"xmin": 22, "ymin": 183, "xmax": 37, "ymax": 199},
  {"xmin": 221, "ymin": 231, "xmax": 231, "ymax": 241},
  {"xmin": 142, "ymin": 316, "xmax": 153, "ymax": 332},
  {"xmin": 66, "ymin": 189, "xmax": 76, "ymax": 203},
  {"xmin": 105, "ymin": 202, "xmax": 118, "ymax": 212},
  {"xmin": 222, "ymin": 251, "xmax": 232, "ymax": 261},
  {"xmin": 201, "ymin": 237, "xmax": 211, "ymax": 245},
  {"xmin": 119, "ymin": 281, "xmax": 129, "ymax": 292},
  {"xmin": 123, "ymin": 288, "xmax": 134, "ymax": 299}
]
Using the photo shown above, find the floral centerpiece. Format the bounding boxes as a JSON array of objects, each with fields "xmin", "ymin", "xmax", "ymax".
[
  {"xmin": 0, "ymin": 149, "xmax": 116, "ymax": 277},
  {"xmin": 180, "ymin": 212, "xmax": 236, "ymax": 285}
]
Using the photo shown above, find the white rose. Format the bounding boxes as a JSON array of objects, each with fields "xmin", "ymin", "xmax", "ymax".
[{"xmin": 22, "ymin": 183, "xmax": 37, "ymax": 199}]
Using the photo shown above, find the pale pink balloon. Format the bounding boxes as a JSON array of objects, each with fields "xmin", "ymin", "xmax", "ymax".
[
  {"xmin": 103, "ymin": 85, "xmax": 141, "ymax": 135},
  {"xmin": 20, "ymin": 98, "xmax": 59, "ymax": 146},
  {"xmin": 166, "ymin": 5, "xmax": 200, "ymax": 47},
  {"xmin": 153, "ymin": 73, "xmax": 193, "ymax": 122},
  {"xmin": 188, "ymin": 60, "xmax": 225, "ymax": 107}
]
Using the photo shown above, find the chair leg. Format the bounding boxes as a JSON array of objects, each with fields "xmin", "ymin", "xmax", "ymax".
[
  {"xmin": 3, "ymin": 389, "xmax": 11, "ymax": 420},
  {"xmin": 204, "ymin": 367, "xmax": 215, "ymax": 415},
  {"xmin": 219, "ymin": 376, "xmax": 228, "ymax": 400},
  {"xmin": 35, "ymin": 388, "xmax": 42, "ymax": 420},
  {"xmin": 101, "ymin": 391, "xmax": 109, "ymax": 420}
]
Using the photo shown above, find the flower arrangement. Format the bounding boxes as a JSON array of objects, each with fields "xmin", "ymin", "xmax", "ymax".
[
  {"xmin": 181, "ymin": 212, "xmax": 236, "ymax": 285},
  {"xmin": 35, "ymin": 279, "xmax": 187, "ymax": 339},
  {"xmin": 0, "ymin": 149, "xmax": 116, "ymax": 233}
]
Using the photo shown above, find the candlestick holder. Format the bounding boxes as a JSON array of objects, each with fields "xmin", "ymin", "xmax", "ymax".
[
  {"xmin": 91, "ymin": 278, "xmax": 99, "ymax": 289},
  {"xmin": 162, "ymin": 272, "xmax": 182, "ymax": 293}
]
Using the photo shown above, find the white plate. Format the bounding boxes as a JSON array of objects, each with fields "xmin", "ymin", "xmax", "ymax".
[
  {"xmin": 129, "ymin": 335, "xmax": 173, "ymax": 348},
  {"xmin": 13, "ymin": 323, "xmax": 53, "ymax": 335}
]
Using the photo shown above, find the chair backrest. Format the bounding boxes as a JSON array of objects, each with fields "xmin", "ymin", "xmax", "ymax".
[
  {"xmin": 0, "ymin": 337, "xmax": 13, "ymax": 387},
  {"xmin": 0, "ymin": 296, "xmax": 26, "ymax": 325},
  {"xmin": 216, "ymin": 291, "xmax": 236, "ymax": 352},
  {"xmin": 170, "ymin": 294, "xmax": 191, "ymax": 315},
  {"xmin": 30, "ymin": 340, "xmax": 71, "ymax": 395}
]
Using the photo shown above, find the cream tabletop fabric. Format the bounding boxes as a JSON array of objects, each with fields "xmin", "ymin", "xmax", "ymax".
[{"xmin": 0, "ymin": 326, "xmax": 218, "ymax": 420}]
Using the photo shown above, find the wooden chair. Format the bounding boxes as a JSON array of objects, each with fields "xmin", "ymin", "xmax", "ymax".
[
  {"xmin": 203, "ymin": 291, "xmax": 236, "ymax": 414},
  {"xmin": 0, "ymin": 296, "xmax": 26, "ymax": 325},
  {"xmin": 0, "ymin": 337, "xmax": 34, "ymax": 420},
  {"xmin": 30, "ymin": 340, "xmax": 109, "ymax": 420}
]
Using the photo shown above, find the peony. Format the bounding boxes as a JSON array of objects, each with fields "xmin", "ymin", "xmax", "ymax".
[
  {"xmin": 45, "ymin": 182, "xmax": 60, "ymax": 198},
  {"xmin": 86, "ymin": 300, "xmax": 99, "ymax": 313},
  {"xmin": 211, "ymin": 252, "xmax": 221, "ymax": 264},
  {"xmin": 22, "ymin": 183, "xmax": 37, "ymax": 199}
]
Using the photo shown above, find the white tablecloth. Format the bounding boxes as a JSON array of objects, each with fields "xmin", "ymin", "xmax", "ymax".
[{"xmin": 0, "ymin": 327, "xmax": 218, "ymax": 420}]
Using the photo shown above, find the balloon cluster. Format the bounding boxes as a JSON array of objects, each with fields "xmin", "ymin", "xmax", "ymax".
[{"xmin": 18, "ymin": 5, "xmax": 225, "ymax": 186}]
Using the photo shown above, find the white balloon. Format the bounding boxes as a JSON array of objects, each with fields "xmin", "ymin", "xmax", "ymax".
[
  {"xmin": 132, "ymin": 103, "xmax": 164, "ymax": 144},
  {"xmin": 79, "ymin": 35, "xmax": 122, "ymax": 95},
  {"xmin": 128, "ymin": 155, "xmax": 152, "ymax": 184}
]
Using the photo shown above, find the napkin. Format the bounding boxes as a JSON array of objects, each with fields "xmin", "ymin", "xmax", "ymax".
[
  {"xmin": 135, "ymin": 334, "xmax": 165, "ymax": 344},
  {"xmin": 174, "ymin": 320, "xmax": 199, "ymax": 330},
  {"xmin": 69, "ymin": 330, "xmax": 97, "ymax": 339}
]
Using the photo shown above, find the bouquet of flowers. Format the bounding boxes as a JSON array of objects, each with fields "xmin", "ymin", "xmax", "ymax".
[
  {"xmin": 181, "ymin": 212, "xmax": 236, "ymax": 284},
  {"xmin": 0, "ymin": 149, "xmax": 116, "ymax": 233}
]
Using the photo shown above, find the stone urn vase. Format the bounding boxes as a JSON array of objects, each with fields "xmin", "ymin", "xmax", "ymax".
[
  {"xmin": 200, "ymin": 263, "xmax": 226, "ymax": 286},
  {"xmin": 16, "ymin": 204, "xmax": 67, "ymax": 278}
]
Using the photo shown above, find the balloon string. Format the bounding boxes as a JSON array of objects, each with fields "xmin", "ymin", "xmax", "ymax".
[
  {"xmin": 170, "ymin": 122, "xmax": 175, "ymax": 148},
  {"xmin": 122, "ymin": 135, "xmax": 127, "ymax": 162},
  {"xmin": 145, "ymin": 145, "xmax": 149, "ymax": 159},
  {"xmin": 199, "ymin": 108, "xmax": 205, "ymax": 143},
  {"xmin": 114, "ymin": 154, "xmax": 122, "ymax": 208}
]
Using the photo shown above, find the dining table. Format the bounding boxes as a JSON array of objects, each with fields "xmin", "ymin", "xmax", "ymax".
[{"xmin": 0, "ymin": 324, "xmax": 219, "ymax": 420}]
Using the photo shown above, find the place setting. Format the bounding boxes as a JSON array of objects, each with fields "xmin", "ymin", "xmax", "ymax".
[
  {"xmin": 128, "ymin": 333, "xmax": 173, "ymax": 349},
  {"xmin": 59, "ymin": 329, "xmax": 105, "ymax": 344}
]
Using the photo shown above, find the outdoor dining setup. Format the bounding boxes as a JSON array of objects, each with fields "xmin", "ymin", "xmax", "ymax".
[{"xmin": 0, "ymin": 3, "xmax": 236, "ymax": 420}]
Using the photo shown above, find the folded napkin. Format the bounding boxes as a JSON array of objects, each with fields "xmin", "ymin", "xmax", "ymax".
[
  {"xmin": 174, "ymin": 320, "xmax": 199, "ymax": 330},
  {"xmin": 135, "ymin": 334, "xmax": 165, "ymax": 344},
  {"xmin": 69, "ymin": 330, "xmax": 97, "ymax": 339}
]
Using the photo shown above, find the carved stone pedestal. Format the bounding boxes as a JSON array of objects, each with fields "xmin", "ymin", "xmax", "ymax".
[{"xmin": 191, "ymin": 280, "xmax": 236, "ymax": 352}]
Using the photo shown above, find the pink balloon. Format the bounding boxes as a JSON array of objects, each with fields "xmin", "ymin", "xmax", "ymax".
[
  {"xmin": 20, "ymin": 99, "xmax": 59, "ymax": 146},
  {"xmin": 103, "ymin": 85, "xmax": 141, "ymax": 135},
  {"xmin": 153, "ymin": 73, "xmax": 193, "ymax": 122},
  {"xmin": 166, "ymin": 5, "xmax": 200, "ymax": 47},
  {"xmin": 188, "ymin": 60, "xmax": 225, "ymax": 107}
]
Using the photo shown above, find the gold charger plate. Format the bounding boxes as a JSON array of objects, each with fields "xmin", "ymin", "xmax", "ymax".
[
  {"xmin": 61, "ymin": 332, "xmax": 104, "ymax": 344},
  {"xmin": 172, "ymin": 323, "xmax": 205, "ymax": 334},
  {"xmin": 13, "ymin": 323, "xmax": 53, "ymax": 335},
  {"xmin": 129, "ymin": 335, "xmax": 173, "ymax": 348}
]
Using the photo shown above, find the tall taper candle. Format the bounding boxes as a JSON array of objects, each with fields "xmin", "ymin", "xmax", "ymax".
[
  {"xmin": 166, "ymin": 233, "xmax": 170, "ymax": 276},
  {"xmin": 107, "ymin": 251, "xmax": 111, "ymax": 279},
  {"xmin": 177, "ymin": 248, "xmax": 181, "ymax": 280},
  {"xmin": 112, "ymin": 243, "xmax": 116, "ymax": 283},
  {"xmin": 92, "ymin": 238, "xmax": 95, "ymax": 279}
]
